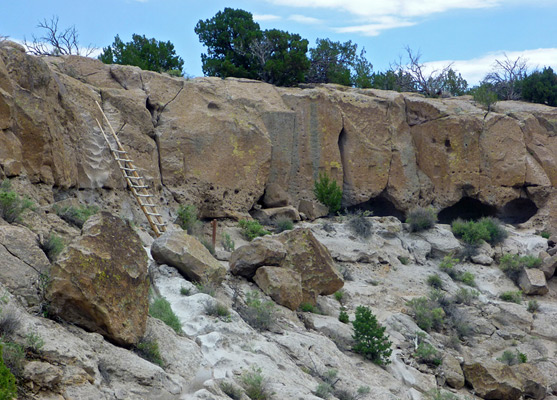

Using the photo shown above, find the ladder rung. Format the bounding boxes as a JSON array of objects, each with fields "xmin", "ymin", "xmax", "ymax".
[
  {"xmin": 121, "ymin": 167, "xmax": 136, "ymax": 172},
  {"xmin": 125, "ymin": 176, "xmax": 142, "ymax": 180},
  {"xmin": 115, "ymin": 158, "xmax": 133, "ymax": 162},
  {"xmin": 153, "ymin": 222, "xmax": 167, "ymax": 226},
  {"xmin": 137, "ymin": 194, "xmax": 153, "ymax": 197},
  {"xmin": 130, "ymin": 185, "xmax": 148, "ymax": 188},
  {"xmin": 140, "ymin": 203, "xmax": 156, "ymax": 207},
  {"xmin": 112, "ymin": 149, "xmax": 127, "ymax": 153},
  {"xmin": 146, "ymin": 212, "xmax": 162, "ymax": 216}
]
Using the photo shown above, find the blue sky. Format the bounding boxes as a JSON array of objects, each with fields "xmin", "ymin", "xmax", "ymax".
[{"xmin": 2, "ymin": 0, "xmax": 557, "ymax": 85}]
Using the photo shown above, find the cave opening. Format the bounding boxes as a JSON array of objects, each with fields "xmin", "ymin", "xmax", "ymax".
[
  {"xmin": 437, "ymin": 197, "xmax": 497, "ymax": 224},
  {"xmin": 346, "ymin": 195, "xmax": 406, "ymax": 221},
  {"xmin": 498, "ymin": 198, "xmax": 538, "ymax": 224}
]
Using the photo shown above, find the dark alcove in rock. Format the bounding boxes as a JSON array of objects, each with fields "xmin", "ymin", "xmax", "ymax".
[
  {"xmin": 498, "ymin": 198, "xmax": 538, "ymax": 224},
  {"xmin": 346, "ymin": 195, "xmax": 406, "ymax": 221},
  {"xmin": 437, "ymin": 197, "xmax": 497, "ymax": 224}
]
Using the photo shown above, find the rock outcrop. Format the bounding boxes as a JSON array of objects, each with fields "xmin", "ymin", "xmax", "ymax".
[
  {"xmin": 151, "ymin": 230, "xmax": 226, "ymax": 284},
  {"xmin": 47, "ymin": 212, "xmax": 149, "ymax": 345},
  {"xmin": 230, "ymin": 228, "xmax": 343, "ymax": 308},
  {"xmin": 1, "ymin": 43, "xmax": 556, "ymax": 230}
]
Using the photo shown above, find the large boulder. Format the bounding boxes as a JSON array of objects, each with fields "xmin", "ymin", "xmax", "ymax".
[
  {"xmin": 230, "ymin": 228, "xmax": 344, "ymax": 307},
  {"xmin": 518, "ymin": 268, "xmax": 549, "ymax": 295},
  {"xmin": 277, "ymin": 228, "xmax": 344, "ymax": 304},
  {"xmin": 463, "ymin": 361, "xmax": 546, "ymax": 400},
  {"xmin": 539, "ymin": 252, "xmax": 557, "ymax": 279},
  {"xmin": 47, "ymin": 212, "xmax": 149, "ymax": 345},
  {"xmin": 151, "ymin": 230, "xmax": 226, "ymax": 284},
  {"xmin": 441, "ymin": 354, "xmax": 465, "ymax": 390}
]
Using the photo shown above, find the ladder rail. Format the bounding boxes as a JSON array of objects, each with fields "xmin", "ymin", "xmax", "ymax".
[{"xmin": 94, "ymin": 101, "xmax": 167, "ymax": 237}]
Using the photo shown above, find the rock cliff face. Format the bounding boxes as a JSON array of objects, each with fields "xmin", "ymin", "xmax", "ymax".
[{"xmin": 0, "ymin": 41, "xmax": 556, "ymax": 230}]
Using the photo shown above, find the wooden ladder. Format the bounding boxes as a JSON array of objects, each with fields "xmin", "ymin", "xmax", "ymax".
[{"xmin": 94, "ymin": 101, "xmax": 167, "ymax": 237}]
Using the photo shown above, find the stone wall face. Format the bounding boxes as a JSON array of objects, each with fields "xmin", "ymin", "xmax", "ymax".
[{"xmin": 0, "ymin": 42, "xmax": 556, "ymax": 228}]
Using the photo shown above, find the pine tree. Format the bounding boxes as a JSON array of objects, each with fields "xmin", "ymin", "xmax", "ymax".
[{"xmin": 352, "ymin": 306, "xmax": 392, "ymax": 365}]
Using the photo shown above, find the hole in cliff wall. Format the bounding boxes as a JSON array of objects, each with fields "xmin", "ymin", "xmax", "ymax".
[
  {"xmin": 347, "ymin": 195, "xmax": 405, "ymax": 221},
  {"xmin": 338, "ymin": 128, "xmax": 349, "ymax": 192},
  {"xmin": 438, "ymin": 197, "xmax": 497, "ymax": 224},
  {"xmin": 498, "ymin": 198, "xmax": 538, "ymax": 224}
]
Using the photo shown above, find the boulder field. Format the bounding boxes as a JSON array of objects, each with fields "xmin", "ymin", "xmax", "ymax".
[{"xmin": 0, "ymin": 40, "xmax": 556, "ymax": 231}]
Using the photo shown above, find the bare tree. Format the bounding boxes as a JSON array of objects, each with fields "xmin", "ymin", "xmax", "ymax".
[
  {"xmin": 24, "ymin": 16, "xmax": 95, "ymax": 56},
  {"xmin": 395, "ymin": 46, "xmax": 455, "ymax": 97},
  {"xmin": 483, "ymin": 54, "xmax": 528, "ymax": 100}
]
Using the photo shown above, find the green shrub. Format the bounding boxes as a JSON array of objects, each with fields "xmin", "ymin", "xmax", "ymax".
[
  {"xmin": 427, "ymin": 274, "xmax": 443, "ymax": 289},
  {"xmin": 221, "ymin": 232, "xmax": 235, "ymax": 252},
  {"xmin": 25, "ymin": 332, "xmax": 44, "ymax": 352},
  {"xmin": 176, "ymin": 204, "xmax": 200, "ymax": 234},
  {"xmin": 451, "ymin": 217, "xmax": 507, "ymax": 246},
  {"xmin": 0, "ymin": 180, "xmax": 34, "ymax": 223},
  {"xmin": 314, "ymin": 172, "xmax": 342, "ymax": 214},
  {"xmin": 274, "ymin": 217, "xmax": 294, "ymax": 233},
  {"xmin": 238, "ymin": 219, "xmax": 270, "ymax": 241},
  {"xmin": 352, "ymin": 306, "xmax": 392, "ymax": 365},
  {"xmin": 414, "ymin": 342, "xmax": 442, "ymax": 367},
  {"xmin": 239, "ymin": 292, "xmax": 275, "ymax": 331},
  {"xmin": 135, "ymin": 338, "xmax": 164, "ymax": 367},
  {"xmin": 0, "ymin": 342, "xmax": 24, "ymax": 378},
  {"xmin": 338, "ymin": 310, "xmax": 349, "ymax": 324},
  {"xmin": 527, "ymin": 300, "xmax": 540, "ymax": 313},
  {"xmin": 0, "ymin": 311, "xmax": 20, "ymax": 338},
  {"xmin": 540, "ymin": 231, "xmax": 551, "ymax": 239},
  {"xmin": 194, "ymin": 282, "xmax": 216, "ymax": 297},
  {"xmin": 299, "ymin": 303, "xmax": 318, "ymax": 313},
  {"xmin": 405, "ymin": 297, "xmax": 445, "ymax": 332},
  {"xmin": 456, "ymin": 271, "xmax": 476, "ymax": 287},
  {"xmin": 499, "ymin": 290, "xmax": 522, "ymax": 304},
  {"xmin": 204, "ymin": 300, "xmax": 231, "ymax": 321},
  {"xmin": 54, "ymin": 204, "xmax": 98, "ymax": 228},
  {"xmin": 439, "ymin": 256, "xmax": 460, "ymax": 279},
  {"xmin": 149, "ymin": 297, "xmax": 182, "ymax": 333},
  {"xmin": 180, "ymin": 287, "xmax": 191, "ymax": 296},
  {"xmin": 0, "ymin": 344, "xmax": 17, "ymax": 400},
  {"xmin": 334, "ymin": 290, "xmax": 344, "ymax": 303},
  {"xmin": 499, "ymin": 254, "xmax": 542, "ymax": 283},
  {"xmin": 315, "ymin": 382, "xmax": 333, "ymax": 399},
  {"xmin": 472, "ymin": 84, "xmax": 498, "ymax": 112},
  {"xmin": 497, "ymin": 349, "xmax": 527, "ymax": 366},
  {"xmin": 454, "ymin": 288, "xmax": 479, "ymax": 305},
  {"xmin": 241, "ymin": 365, "xmax": 271, "ymax": 400},
  {"xmin": 398, "ymin": 256, "xmax": 410, "ymax": 265},
  {"xmin": 451, "ymin": 218, "xmax": 489, "ymax": 245},
  {"xmin": 479, "ymin": 217, "xmax": 508, "ymax": 245},
  {"xmin": 41, "ymin": 233, "xmax": 64, "ymax": 262},
  {"xmin": 347, "ymin": 210, "xmax": 372, "ymax": 238},
  {"xmin": 406, "ymin": 206, "xmax": 437, "ymax": 232},
  {"xmin": 220, "ymin": 381, "xmax": 243, "ymax": 400}
]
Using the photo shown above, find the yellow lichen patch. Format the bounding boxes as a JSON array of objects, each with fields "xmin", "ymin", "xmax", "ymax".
[{"xmin": 230, "ymin": 135, "xmax": 245, "ymax": 158}]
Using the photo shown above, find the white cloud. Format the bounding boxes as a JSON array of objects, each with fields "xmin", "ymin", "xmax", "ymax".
[
  {"xmin": 334, "ymin": 16, "xmax": 416, "ymax": 36},
  {"xmin": 288, "ymin": 14, "xmax": 322, "ymax": 24},
  {"xmin": 424, "ymin": 48, "xmax": 557, "ymax": 85},
  {"xmin": 265, "ymin": 0, "xmax": 508, "ymax": 35},
  {"xmin": 253, "ymin": 14, "xmax": 282, "ymax": 22}
]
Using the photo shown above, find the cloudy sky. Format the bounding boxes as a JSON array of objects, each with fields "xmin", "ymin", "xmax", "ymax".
[{"xmin": 3, "ymin": 0, "xmax": 556, "ymax": 85}]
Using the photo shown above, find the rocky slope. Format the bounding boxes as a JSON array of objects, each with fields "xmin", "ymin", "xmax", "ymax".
[{"xmin": 1, "ymin": 41, "xmax": 557, "ymax": 400}]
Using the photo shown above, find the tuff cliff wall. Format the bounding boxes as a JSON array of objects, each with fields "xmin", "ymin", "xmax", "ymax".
[{"xmin": 1, "ymin": 40, "xmax": 556, "ymax": 229}]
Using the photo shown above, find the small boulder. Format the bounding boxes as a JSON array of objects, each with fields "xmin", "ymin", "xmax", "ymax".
[
  {"xmin": 254, "ymin": 266, "xmax": 303, "ymax": 310},
  {"xmin": 262, "ymin": 183, "xmax": 291, "ymax": 208},
  {"xmin": 416, "ymin": 225, "xmax": 462, "ymax": 258},
  {"xmin": 230, "ymin": 238, "xmax": 286, "ymax": 278},
  {"xmin": 518, "ymin": 268, "xmax": 549, "ymax": 295},
  {"xmin": 298, "ymin": 199, "xmax": 329, "ymax": 220},
  {"xmin": 23, "ymin": 361, "xmax": 63, "ymax": 389},
  {"xmin": 47, "ymin": 212, "xmax": 149, "ymax": 346},
  {"xmin": 540, "ymin": 254, "xmax": 557, "ymax": 280},
  {"xmin": 151, "ymin": 231, "xmax": 226, "ymax": 284},
  {"xmin": 251, "ymin": 206, "xmax": 301, "ymax": 224},
  {"xmin": 442, "ymin": 354, "xmax": 465, "ymax": 389}
]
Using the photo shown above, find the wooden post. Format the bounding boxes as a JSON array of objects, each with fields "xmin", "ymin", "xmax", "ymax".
[{"xmin": 212, "ymin": 219, "xmax": 217, "ymax": 249}]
